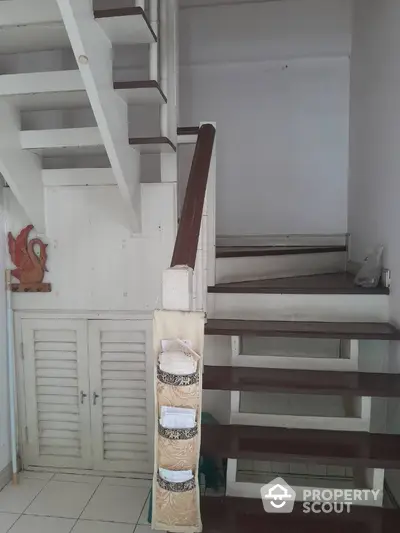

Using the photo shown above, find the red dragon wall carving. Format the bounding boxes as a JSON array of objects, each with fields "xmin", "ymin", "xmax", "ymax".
[{"xmin": 8, "ymin": 225, "xmax": 48, "ymax": 285}]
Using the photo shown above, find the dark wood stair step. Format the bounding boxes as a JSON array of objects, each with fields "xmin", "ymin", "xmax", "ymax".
[
  {"xmin": 208, "ymin": 272, "xmax": 389, "ymax": 294},
  {"xmin": 129, "ymin": 136, "xmax": 176, "ymax": 153},
  {"xmin": 200, "ymin": 424, "xmax": 400, "ymax": 469},
  {"xmin": 202, "ymin": 366, "xmax": 400, "ymax": 397},
  {"xmin": 205, "ymin": 319, "xmax": 400, "ymax": 340},
  {"xmin": 216, "ymin": 245, "xmax": 346, "ymax": 259},
  {"xmin": 201, "ymin": 496, "xmax": 400, "ymax": 533},
  {"xmin": 177, "ymin": 126, "xmax": 200, "ymax": 136}
]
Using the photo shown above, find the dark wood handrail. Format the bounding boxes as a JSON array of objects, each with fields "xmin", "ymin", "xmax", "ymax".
[{"xmin": 171, "ymin": 123, "xmax": 216, "ymax": 269}]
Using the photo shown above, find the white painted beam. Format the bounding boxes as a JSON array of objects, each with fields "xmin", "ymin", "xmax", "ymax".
[
  {"xmin": 56, "ymin": 0, "xmax": 141, "ymax": 231},
  {"xmin": 230, "ymin": 411, "xmax": 370, "ymax": 432},
  {"xmin": 0, "ymin": 102, "xmax": 45, "ymax": 233}
]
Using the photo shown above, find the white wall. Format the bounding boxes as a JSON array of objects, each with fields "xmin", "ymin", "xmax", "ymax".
[
  {"xmin": 5, "ymin": 183, "xmax": 176, "ymax": 313},
  {"xmin": 0, "ymin": 192, "xmax": 10, "ymax": 477},
  {"xmin": 348, "ymin": 0, "xmax": 400, "ymax": 501},
  {"xmin": 179, "ymin": 0, "xmax": 352, "ymax": 236}
]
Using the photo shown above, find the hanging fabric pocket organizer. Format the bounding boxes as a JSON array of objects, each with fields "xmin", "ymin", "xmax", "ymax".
[{"xmin": 152, "ymin": 309, "xmax": 205, "ymax": 533}]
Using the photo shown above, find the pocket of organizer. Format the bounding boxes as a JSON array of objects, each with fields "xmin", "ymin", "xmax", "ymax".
[
  {"xmin": 155, "ymin": 472, "xmax": 199, "ymax": 528},
  {"xmin": 158, "ymin": 423, "xmax": 199, "ymax": 471},
  {"xmin": 157, "ymin": 364, "xmax": 200, "ymax": 409}
]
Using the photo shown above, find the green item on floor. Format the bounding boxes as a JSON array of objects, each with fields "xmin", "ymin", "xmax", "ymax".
[{"xmin": 147, "ymin": 412, "xmax": 224, "ymax": 524}]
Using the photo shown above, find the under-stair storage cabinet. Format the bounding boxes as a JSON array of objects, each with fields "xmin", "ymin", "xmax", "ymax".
[{"xmin": 19, "ymin": 317, "xmax": 153, "ymax": 474}]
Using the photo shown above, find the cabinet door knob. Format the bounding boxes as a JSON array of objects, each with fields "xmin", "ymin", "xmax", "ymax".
[
  {"xmin": 93, "ymin": 392, "xmax": 100, "ymax": 405},
  {"xmin": 80, "ymin": 391, "xmax": 87, "ymax": 404}
]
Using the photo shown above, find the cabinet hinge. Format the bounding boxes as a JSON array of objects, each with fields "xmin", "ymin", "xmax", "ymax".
[
  {"xmin": 25, "ymin": 426, "xmax": 28, "ymax": 442},
  {"xmin": 20, "ymin": 342, "xmax": 24, "ymax": 360}
]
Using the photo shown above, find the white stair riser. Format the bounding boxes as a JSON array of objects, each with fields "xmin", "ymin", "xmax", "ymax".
[
  {"xmin": 216, "ymin": 251, "xmax": 346, "ymax": 284},
  {"xmin": 209, "ymin": 293, "xmax": 389, "ymax": 322},
  {"xmin": 231, "ymin": 337, "xmax": 358, "ymax": 372},
  {"xmin": 230, "ymin": 412, "xmax": 370, "ymax": 432},
  {"xmin": 0, "ymin": 71, "xmax": 83, "ymax": 97},
  {"xmin": 0, "ymin": 0, "xmax": 61, "ymax": 26},
  {"xmin": 230, "ymin": 388, "xmax": 371, "ymax": 432}
]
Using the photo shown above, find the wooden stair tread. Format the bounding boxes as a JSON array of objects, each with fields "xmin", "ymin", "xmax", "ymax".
[
  {"xmin": 201, "ymin": 424, "xmax": 400, "ymax": 468},
  {"xmin": 216, "ymin": 245, "xmax": 346, "ymax": 258},
  {"xmin": 205, "ymin": 319, "xmax": 400, "ymax": 340},
  {"xmin": 202, "ymin": 366, "xmax": 400, "ymax": 397},
  {"xmin": 129, "ymin": 136, "xmax": 176, "ymax": 153},
  {"xmin": 208, "ymin": 272, "xmax": 389, "ymax": 294},
  {"xmin": 201, "ymin": 496, "xmax": 400, "ymax": 532},
  {"xmin": 177, "ymin": 126, "xmax": 200, "ymax": 135}
]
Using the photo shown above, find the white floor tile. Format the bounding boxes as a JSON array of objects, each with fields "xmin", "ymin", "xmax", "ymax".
[
  {"xmin": 9, "ymin": 515, "xmax": 75, "ymax": 533},
  {"xmin": 0, "ymin": 513, "xmax": 20, "ymax": 533},
  {"xmin": 0, "ymin": 478, "xmax": 49, "ymax": 514},
  {"xmin": 81, "ymin": 484, "xmax": 149, "ymax": 524},
  {"xmin": 72, "ymin": 520, "xmax": 134, "ymax": 533},
  {"xmin": 102, "ymin": 478, "xmax": 152, "ymax": 489},
  {"xmin": 135, "ymin": 526, "xmax": 165, "ymax": 533},
  {"xmin": 25, "ymin": 480, "xmax": 97, "ymax": 519},
  {"xmin": 52, "ymin": 474, "xmax": 102, "ymax": 487},
  {"xmin": 137, "ymin": 494, "xmax": 150, "ymax": 525}
]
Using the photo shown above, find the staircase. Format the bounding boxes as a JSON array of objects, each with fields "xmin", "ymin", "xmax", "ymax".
[
  {"xmin": 0, "ymin": 0, "xmax": 176, "ymax": 233},
  {"xmin": 200, "ymin": 241, "xmax": 400, "ymax": 531}
]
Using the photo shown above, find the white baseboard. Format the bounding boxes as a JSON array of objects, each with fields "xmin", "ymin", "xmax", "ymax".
[
  {"xmin": 0, "ymin": 463, "xmax": 12, "ymax": 490},
  {"xmin": 25, "ymin": 465, "xmax": 153, "ymax": 480}
]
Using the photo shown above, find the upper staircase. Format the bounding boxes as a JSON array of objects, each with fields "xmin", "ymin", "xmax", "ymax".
[{"xmin": 0, "ymin": 0, "xmax": 177, "ymax": 232}]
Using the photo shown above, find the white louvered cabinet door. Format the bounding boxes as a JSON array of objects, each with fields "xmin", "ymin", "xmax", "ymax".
[
  {"xmin": 88, "ymin": 320, "xmax": 154, "ymax": 473},
  {"xmin": 22, "ymin": 319, "xmax": 92, "ymax": 469}
]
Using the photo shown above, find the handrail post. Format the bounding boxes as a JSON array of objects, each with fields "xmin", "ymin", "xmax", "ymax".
[
  {"xmin": 162, "ymin": 266, "xmax": 193, "ymax": 311},
  {"xmin": 164, "ymin": 123, "xmax": 216, "ymax": 313}
]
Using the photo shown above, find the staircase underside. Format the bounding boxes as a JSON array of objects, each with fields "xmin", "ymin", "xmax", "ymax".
[
  {"xmin": 201, "ymin": 424, "xmax": 400, "ymax": 468},
  {"xmin": 201, "ymin": 496, "xmax": 400, "ymax": 533},
  {"xmin": 209, "ymin": 272, "xmax": 389, "ymax": 295}
]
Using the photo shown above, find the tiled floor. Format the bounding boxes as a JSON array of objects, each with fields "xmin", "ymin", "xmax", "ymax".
[{"xmin": 0, "ymin": 472, "xmax": 161, "ymax": 533}]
